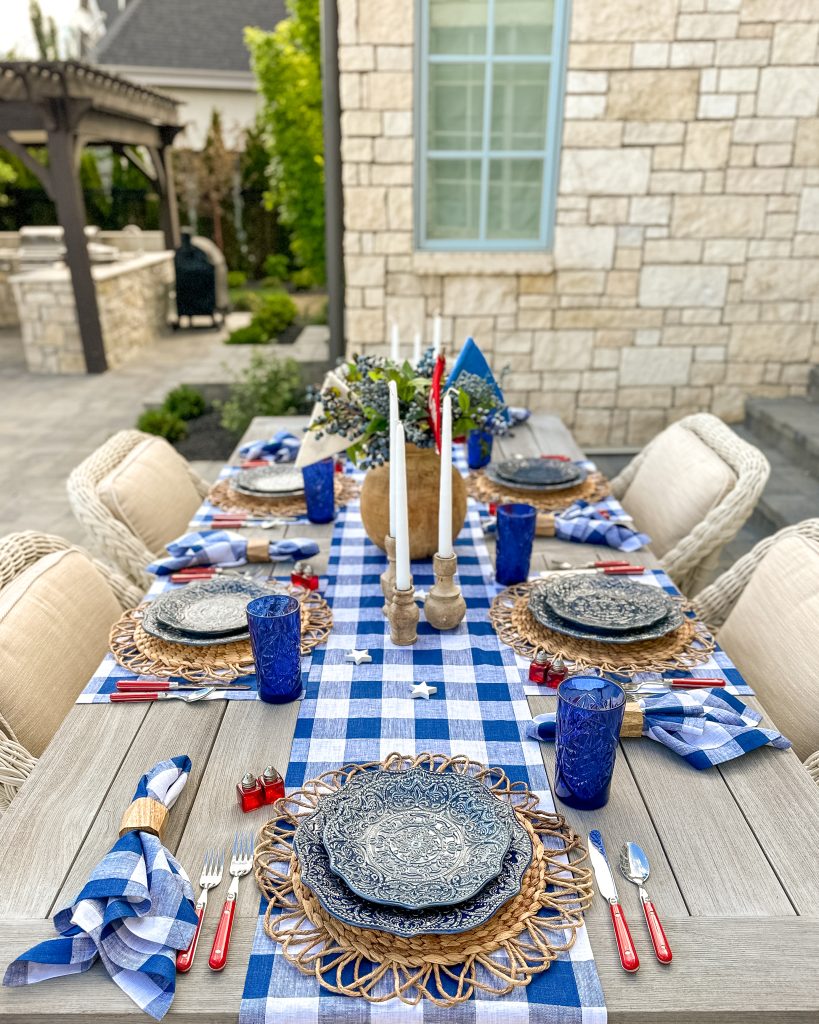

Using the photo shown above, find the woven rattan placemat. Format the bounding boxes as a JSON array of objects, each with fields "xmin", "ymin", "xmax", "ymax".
[
  {"xmin": 254, "ymin": 752, "xmax": 593, "ymax": 1007},
  {"xmin": 207, "ymin": 474, "xmax": 359, "ymax": 518},
  {"xmin": 109, "ymin": 585, "xmax": 332, "ymax": 683},
  {"xmin": 490, "ymin": 581, "xmax": 716, "ymax": 674},
  {"xmin": 467, "ymin": 469, "xmax": 610, "ymax": 512}
]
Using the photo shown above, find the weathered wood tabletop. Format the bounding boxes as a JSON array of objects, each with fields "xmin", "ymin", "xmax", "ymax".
[{"xmin": 0, "ymin": 414, "xmax": 818, "ymax": 1023}]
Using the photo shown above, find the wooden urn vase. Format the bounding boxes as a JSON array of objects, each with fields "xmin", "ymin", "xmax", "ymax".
[{"xmin": 360, "ymin": 444, "xmax": 468, "ymax": 559}]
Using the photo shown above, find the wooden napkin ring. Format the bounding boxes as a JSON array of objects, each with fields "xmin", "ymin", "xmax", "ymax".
[
  {"xmin": 621, "ymin": 703, "xmax": 644, "ymax": 738},
  {"xmin": 246, "ymin": 538, "xmax": 270, "ymax": 563},
  {"xmin": 119, "ymin": 797, "xmax": 168, "ymax": 839},
  {"xmin": 535, "ymin": 513, "xmax": 556, "ymax": 537}
]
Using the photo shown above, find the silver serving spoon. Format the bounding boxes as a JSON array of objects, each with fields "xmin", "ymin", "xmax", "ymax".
[{"xmin": 619, "ymin": 843, "xmax": 673, "ymax": 964}]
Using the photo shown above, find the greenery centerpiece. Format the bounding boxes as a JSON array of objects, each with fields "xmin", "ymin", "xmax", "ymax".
[{"xmin": 310, "ymin": 353, "xmax": 508, "ymax": 557}]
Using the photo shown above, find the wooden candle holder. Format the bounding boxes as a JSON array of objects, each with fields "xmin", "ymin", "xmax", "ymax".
[
  {"xmin": 119, "ymin": 797, "xmax": 168, "ymax": 839},
  {"xmin": 424, "ymin": 552, "xmax": 466, "ymax": 631},
  {"xmin": 389, "ymin": 584, "xmax": 419, "ymax": 645},
  {"xmin": 380, "ymin": 534, "xmax": 396, "ymax": 617}
]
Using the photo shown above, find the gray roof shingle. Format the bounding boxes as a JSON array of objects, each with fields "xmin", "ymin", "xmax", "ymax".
[{"xmin": 94, "ymin": 0, "xmax": 287, "ymax": 74}]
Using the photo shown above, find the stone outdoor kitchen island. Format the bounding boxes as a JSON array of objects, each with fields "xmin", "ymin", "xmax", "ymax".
[{"xmin": 337, "ymin": 0, "xmax": 819, "ymax": 445}]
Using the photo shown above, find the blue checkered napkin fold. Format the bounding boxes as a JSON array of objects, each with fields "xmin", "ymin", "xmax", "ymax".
[
  {"xmin": 553, "ymin": 499, "xmax": 650, "ymax": 552},
  {"xmin": 146, "ymin": 530, "xmax": 320, "ymax": 575},
  {"xmin": 3, "ymin": 757, "xmax": 197, "ymax": 1020},
  {"xmin": 528, "ymin": 689, "xmax": 790, "ymax": 769},
  {"xmin": 239, "ymin": 431, "xmax": 301, "ymax": 462}
]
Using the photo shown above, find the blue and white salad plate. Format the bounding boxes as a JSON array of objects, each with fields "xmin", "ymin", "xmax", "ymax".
[
  {"xmin": 319, "ymin": 768, "xmax": 517, "ymax": 911},
  {"xmin": 293, "ymin": 778, "xmax": 532, "ymax": 936}
]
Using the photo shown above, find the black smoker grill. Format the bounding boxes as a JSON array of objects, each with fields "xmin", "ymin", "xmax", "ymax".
[{"xmin": 173, "ymin": 231, "xmax": 228, "ymax": 328}]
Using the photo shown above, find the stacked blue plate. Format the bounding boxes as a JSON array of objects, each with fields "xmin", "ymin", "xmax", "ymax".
[{"xmin": 292, "ymin": 767, "xmax": 533, "ymax": 937}]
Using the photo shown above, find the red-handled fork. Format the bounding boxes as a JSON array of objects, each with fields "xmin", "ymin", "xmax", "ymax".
[
  {"xmin": 208, "ymin": 830, "xmax": 254, "ymax": 971},
  {"xmin": 177, "ymin": 848, "xmax": 224, "ymax": 973}
]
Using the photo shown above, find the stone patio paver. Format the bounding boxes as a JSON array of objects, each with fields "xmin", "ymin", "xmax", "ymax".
[{"xmin": 0, "ymin": 321, "xmax": 329, "ymax": 544}]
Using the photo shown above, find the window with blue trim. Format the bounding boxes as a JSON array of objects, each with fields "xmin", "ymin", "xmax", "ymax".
[{"xmin": 416, "ymin": 0, "xmax": 569, "ymax": 251}]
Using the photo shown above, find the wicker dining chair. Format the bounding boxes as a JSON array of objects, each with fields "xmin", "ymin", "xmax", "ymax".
[
  {"xmin": 693, "ymin": 519, "xmax": 819, "ymax": 778},
  {"xmin": 0, "ymin": 531, "xmax": 142, "ymax": 816},
  {"xmin": 67, "ymin": 429, "xmax": 210, "ymax": 588},
  {"xmin": 610, "ymin": 413, "xmax": 769, "ymax": 595}
]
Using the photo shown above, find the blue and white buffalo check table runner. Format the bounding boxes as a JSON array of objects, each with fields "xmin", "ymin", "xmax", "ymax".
[{"xmin": 238, "ymin": 506, "xmax": 607, "ymax": 1024}]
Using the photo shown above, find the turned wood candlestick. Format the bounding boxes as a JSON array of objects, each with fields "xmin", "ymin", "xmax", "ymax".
[
  {"xmin": 389, "ymin": 584, "xmax": 419, "ymax": 645},
  {"xmin": 424, "ymin": 552, "xmax": 466, "ymax": 631},
  {"xmin": 380, "ymin": 534, "xmax": 396, "ymax": 616}
]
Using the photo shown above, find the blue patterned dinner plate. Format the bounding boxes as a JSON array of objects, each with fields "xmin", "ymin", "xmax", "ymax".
[
  {"xmin": 231, "ymin": 465, "xmax": 304, "ymax": 497},
  {"xmin": 320, "ymin": 767, "xmax": 516, "ymax": 910},
  {"xmin": 540, "ymin": 574, "xmax": 673, "ymax": 632},
  {"xmin": 496, "ymin": 456, "xmax": 581, "ymax": 487},
  {"xmin": 293, "ymin": 785, "xmax": 532, "ymax": 936},
  {"xmin": 154, "ymin": 577, "xmax": 271, "ymax": 635},
  {"xmin": 528, "ymin": 585, "xmax": 685, "ymax": 645},
  {"xmin": 485, "ymin": 460, "xmax": 588, "ymax": 493}
]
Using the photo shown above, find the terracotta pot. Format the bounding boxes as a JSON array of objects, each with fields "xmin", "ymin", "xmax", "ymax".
[{"xmin": 360, "ymin": 444, "xmax": 468, "ymax": 559}]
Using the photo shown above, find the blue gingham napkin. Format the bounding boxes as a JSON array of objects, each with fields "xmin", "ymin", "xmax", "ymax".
[
  {"xmin": 528, "ymin": 689, "xmax": 790, "ymax": 769},
  {"xmin": 146, "ymin": 530, "xmax": 319, "ymax": 575},
  {"xmin": 3, "ymin": 757, "xmax": 197, "ymax": 1020},
  {"xmin": 239, "ymin": 431, "xmax": 300, "ymax": 462},
  {"xmin": 483, "ymin": 497, "xmax": 649, "ymax": 552}
]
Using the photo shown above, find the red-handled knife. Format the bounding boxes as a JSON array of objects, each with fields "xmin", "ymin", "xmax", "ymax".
[
  {"xmin": 667, "ymin": 677, "xmax": 725, "ymax": 688},
  {"xmin": 110, "ymin": 688, "xmax": 213, "ymax": 703},
  {"xmin": 116, "ymin": 681, "xmax": 251, "ymax": 692},
  {"xmin": 589, "ymin": 830, "xmax": 639, "ymax": 972}
]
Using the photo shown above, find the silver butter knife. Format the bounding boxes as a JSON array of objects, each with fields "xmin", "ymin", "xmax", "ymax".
[{"xmin": 588, "ymin": 830, "xmax": 640, "ymax": 973}]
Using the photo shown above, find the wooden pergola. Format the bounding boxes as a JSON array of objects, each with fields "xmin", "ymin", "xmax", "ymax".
[{"xmin": 0, "ymin": 61, "xmax": 182, "ymax": 373}]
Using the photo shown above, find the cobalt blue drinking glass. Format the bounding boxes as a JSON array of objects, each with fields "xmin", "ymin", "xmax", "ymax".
[
  {"xmin": 495, "ymin": 503, "xmax": 536, "ymax": 586},
  {"xmin": 554, "ymin": 676, "xmax": 626, "ymax": 810},
  {"xmin": 467, "ymin": 429, "xmax": 493, "ymax": 469},
  {"xmin": 302, "ymin": 457, "xmax": 335, "ymax": 524},
  {"xmin": 246, "ymin": 594, "xmax": 302, "ymax": 704}
]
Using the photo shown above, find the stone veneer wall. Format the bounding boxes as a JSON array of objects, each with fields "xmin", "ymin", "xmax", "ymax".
[
  {"xmin": 339, "ymin": 0, "xmax": 819, "ymax": 445},
  {"xmin": 11, "ymin": 253, "xmax": 173, "ymax": 373}
]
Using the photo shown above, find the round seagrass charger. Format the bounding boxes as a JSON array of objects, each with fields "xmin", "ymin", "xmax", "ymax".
[
  {"xmin": 208, "ymin": 473, "xmax": 359, "ymax": 518},
  {"xmin": 109, "ymin": 584, "xmax": 332, "ymax": 683},
  {"xmin": 467, "ymin": 468, "xmax": 610, "ymax": 512},
  {"xmin": 490, "ymin": 581, "xmax": 716, "ymax": 674},
  {"xmin": 253, "ymin": 751, "xmax": 593, "ymax": 1007}
]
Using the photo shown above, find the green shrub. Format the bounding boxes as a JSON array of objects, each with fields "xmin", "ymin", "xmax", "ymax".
[
  {"xmin": 262, "ymin": 253, "xmax": 289, "ymax": 281},
  {"xmin": 227, "ymin": 269, "xmax": 248, "ymax": 288},
  {"xmin": 137, "ymin": 408, "xmax": 187, "ymax": 442},
  {"xmin": 230, "ymin": 289, "xmax": 256, "ymax": 312},
  {"xmin": 290, "ymin": 267, "xmax": 317, "ymax": 291},
  {"xmin": 218, "ymin": 353, "xmax": 307, "ymax": 435},
  {"xmin": 309, "ymin": 298, "xmax": 329, "ymax": 325},
  {"xmin": 254, "ymin": 291, "xmax": 297, "ymax": 337},
  {"xmin": 225, "ymin": 323, "xmax": 268, "ymax": 345},
  {"xmin": 163, "ymin": 385, "xmax": 207, "ymax": 420}
]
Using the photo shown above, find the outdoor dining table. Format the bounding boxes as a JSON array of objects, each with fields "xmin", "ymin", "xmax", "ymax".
[{"xmin": 0, "ymin": 414, "xmax": 818, "ymax": 1023}]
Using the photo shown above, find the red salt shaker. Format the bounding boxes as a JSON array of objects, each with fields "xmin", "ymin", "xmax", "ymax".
[
  {"xmin": 544, "ymin": 655, "xmax": 568, "ymax": 689},
  {"xmin": 528, "ymin": 651, "xmax": 551, "ymax": 685},
  {"xmin": 260, "ymin": 765, "xmax": 285, "ymax": 804},
  {"xmin": 237, "ymin": 772, "xmax": 265, "ymax": 812},
  {"xmin": 291, "ymin": 561, "xmax": 319, "ymax": 590}
]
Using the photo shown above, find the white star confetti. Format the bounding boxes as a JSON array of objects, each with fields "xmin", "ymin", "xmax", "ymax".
[
  {"xmin": 345, "ymin": 648, "xmax": 372, "ymax": 666},
  {"xmin": 410, "ymin": 681, "xmax": 437, "ymax": 700}
]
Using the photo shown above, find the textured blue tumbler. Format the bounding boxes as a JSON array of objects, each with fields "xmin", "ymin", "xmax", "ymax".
[
  {"xmin": 554, "ymin": 676, "xmax": 626, "ymax": 810},
  {"xmin": 302, "ymin": 457, "xmax": 335, "ymax": 524},
  {"xmin": 495, "ymin": 502, "xmax": 536, "ymax": 586},
  {"xmin": 467, "ymin": 429, "xmax": 493, "ymax": 469},
  {"xmin": 247, "ymin": 594, "xmax": 302, "ymax": 703}
]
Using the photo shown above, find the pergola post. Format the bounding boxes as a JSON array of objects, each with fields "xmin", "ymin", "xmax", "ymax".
[
  {"xmin": 47, "ymin": 116, "xmax": 108, "ymax": 373},
  {"xmin": 153, "ymin": 139, "xmax": 180, "ymax": 250}
]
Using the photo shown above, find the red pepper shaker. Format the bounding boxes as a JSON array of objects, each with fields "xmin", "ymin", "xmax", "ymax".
[
  {"xmin": 260, "ymin": 765, "xmax": 285, "ymax": 805},
  {"xmin": 237, "ymin": 772, "xmax": 265, "ymax": 812},
  {"xmin": 545, "ymin": 655, "xmax": 568, "ymax": 689},
  {"xmin": 291, "ymin": 562, "xmax": 319, "ymax": 591},
  {"xmin": 528, "ymin": 651, "xmax": 551, "ymax": 685}
]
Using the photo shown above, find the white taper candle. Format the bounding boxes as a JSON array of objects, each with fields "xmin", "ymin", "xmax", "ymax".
[
  {"xmin": 394, "ymin": 423, "xmax": 411, "ymax": 591},
  {"xmin": 432, "ymin": 315, "xmax": 442, "ymax": 356},
  {"xmin": 390, "ymin": 322, "xmax": 400, "ymax": 363},
  {"xmin": 412, "ymin": 331, "xmax": 421, "ymax": 365},
  {"xmin": 388, "ymin": 379, "xmax": 398, "ymax": 538},
  {"xmin": 438, "ymin": 392, "xmax": 453, "ymax": 558}
]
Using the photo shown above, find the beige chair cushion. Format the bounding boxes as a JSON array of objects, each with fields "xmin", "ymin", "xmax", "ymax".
[
  {"xmin": 97, "ymin": 436, "xmax": 201, "ymax": 556},
  {"xmin": 717, "ymin": 533, "xmax": 819, "ymax": 762},
  {"xmin": 621, "ymin": 424, "xmax": 737, "ymax": 559},
  {"xmin": 0, "ymin": 549, "xmax": 122, "ymax": 757}
]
